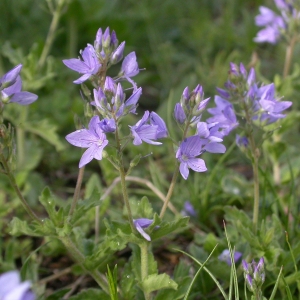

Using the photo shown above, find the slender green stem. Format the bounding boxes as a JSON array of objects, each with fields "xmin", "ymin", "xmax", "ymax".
[
  {"xmin": 140, "ymin": 242, "xmax": 151, "ymax": 300},
  {"xmin": 283, "ymin": 36, "xmax": 297, "ymax": 79},
  {"xmin": 242, "ymin": 99, "xmax": 260, "ymax": 233},
  {"xmin": 159, "ymin": 166, "xmax": 179, "ymax": 219},
  {"xmin": 16, "ymin": 106, "xmax": 28, "ymax": 166},
  {"xmin": 159, "ymin": 119, "xmax": 191, "ymax": 219},
  {"xmin": 69, "ymin": 166, "xmax": 85, "ymax": 217},
  {"xmin": 59, "ymin": 235, "xmax": 109, "ymax": 294},
  {"xmin": 38, "ymin": 0, "xmax": 67, "ymax": 70},
  {"xmin": 0, "ymin": 151, "xmax": 42, "ymax": 224},
  {"xmin": 114, "ymin": 119, "xmax": 135, "ymax": 231},
  {"xmin": 250, "ymin": 139, "xmax": 260, "ymax": 233},
  {"xmin": 273, "ymin": 36, "xmax": 298, "ymax": 184}
]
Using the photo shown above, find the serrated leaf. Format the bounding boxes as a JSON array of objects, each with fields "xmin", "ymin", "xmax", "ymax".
[
  {"xmin": 84, "ymin": 173, "xmax": 102, "ymax": 199},
  {"xmin": 39, "ymin": 187, "xmax": 58, "ymax": 223},
  {"xmin": 23, "ymin": 118, "xmax": 65, "ymax": 151},
  {"xmin": 141, "ymin": 274, "xmax": 177, "ymax": 293},
  {"xmin": 137, "ymin": 196, "xmax": 153, "ymax": 219},
  {"xmin": 71, "ymin": 191, "xmax": 101, "ymax": 225},
  {"xmin": 68, "ymin": 288, "xmax": 110, "ymax": 300},
  {"xmin": 8, "ymin": 217, "xmax": 42, "ymax": 237},
  {"xmin": 151, "ymin": 216, "xmax": 189, "ymax": 240},
  {"xmin": 224, "ymin": 206, "xmax": 252, "ymax": 229}
]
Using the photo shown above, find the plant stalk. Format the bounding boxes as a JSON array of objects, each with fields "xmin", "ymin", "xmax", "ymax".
[
  {"xmin": 59, "ymin": 235, "xmax": 109, "ymax": 294},
  {"xmin": 38, "ymin": 0, "xmax": 67, "ymax": 70},
  {"xmin": 0, "ymin": 151, "xmax": 42, "ymax": 224},
  {"xmin": 69, "ymin": 166, "xmax": 85, "ymax": 217},
  {"xmin": 114, "ymin": 119, "xmax": 135, "ymax": 231},
  {"xmin": 140, "ymin": 242, "xmax": 151, "ymax": 300}
]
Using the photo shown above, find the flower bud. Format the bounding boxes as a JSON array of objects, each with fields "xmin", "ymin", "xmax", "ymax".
[
  {"xmin": 0, "ymin": 64, "xmax": 22, "ymax": 89},
  {"xmin": 94, "ymin": 28, "xmax": 103, "ymax": 53},
  {"xmin": 110, "ymin": 41, "xmax": 125, "ymax": 65},
  {"xmin": 174, "ymin": 103, "xmax": 186, "ymax": 124}
]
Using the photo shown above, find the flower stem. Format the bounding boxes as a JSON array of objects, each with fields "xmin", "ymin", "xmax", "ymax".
[
  {"xmin": 59, "ymin": 235, "xmax": 109, "ymax": 294},
  {"xmin": 140, "ymin": 242, "xmax": 151, "ymax": 300},
  {"xmin": 159, "ymin": 119, "xmax": 191, "ymax": 219},
  {"xmin": 273, "ymin": 35, "xmax": 298, "ymax": 185},
  {"xmin": 69, "ymin": 166, "xmax": 85, "ymax": 217},
  {"xmin": 251, "ymin": 141, "xmax": 260, "ymax": 234},
  {"xmin": 0, "ymin": 151, "xmax": 42, "ymax": 224},
  {"xmin": 283, "ymin": 36, "xmax": 297, "ymax": 79},
  {"xmin": 38, "ymin": 0, "xmax": 68, "ymax": 70},
  {"xmin": 159, "ymin": 166, "xmax": 179, "ymax": 219},
  {"xmin": 114, "ymin": 120, "xmax": 135, "ymax": 231}
]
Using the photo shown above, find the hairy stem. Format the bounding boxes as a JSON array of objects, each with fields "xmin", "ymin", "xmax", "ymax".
[
  {"xmin": 140, "ymin": 242, "xmax": 151, "ymax": 300},
  {"xmin": 69, "ymin": 166, "xmax": 85, "ymax": 217},
  {"xmin": 59, "ymin": 235, "xmax": 109, "ymax": 294},
  {"xmin": 0, "ymin": 151, "xmax": 42, "ymax": 224}
]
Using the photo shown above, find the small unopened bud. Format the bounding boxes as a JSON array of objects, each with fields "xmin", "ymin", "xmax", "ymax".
[
  {"xmin": 174, "ymin": 103, "xmax": 186, "ymax": 124},
  {"xmin": 110, "ymin": 41, "xmax": 125, "ymax": 65}
]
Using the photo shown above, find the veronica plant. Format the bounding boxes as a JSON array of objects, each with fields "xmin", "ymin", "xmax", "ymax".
[
  {"xmin": 209, "ymin": 62, "xmax": 292, "ymax": 232},
  {"xmin": 62, "ymin": 27, "xmax": 231, "ymax": 299},
  {"xmin": 254, "ymin": 0, "xmax": 300, "ymax": 186}
]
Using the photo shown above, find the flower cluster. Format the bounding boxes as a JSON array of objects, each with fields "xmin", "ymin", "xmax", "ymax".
[
  {"xmin": 0, "ymin": 64, "xmax": 38, "ymax": 106},
  {"xmin": 254, "ymin": 0, "xmax": 300, "ymax": 44},
  {"xmin": 64, "ymin": 27, "xmax": 168, "ymax": 168},
  {"xmin": 242, "ymin": 258, "xmax": 265, "ymax": 294},
  {"xmin": 0, "ymin": 271, "xmax": 35, "ymax": 300},
  {"xmin": 211, "ymin": 62, "xmax": 292, "ymax": 145},
  {"xmin": 174, "ymin": 85, "xmax": 228, "ymax": 179}
]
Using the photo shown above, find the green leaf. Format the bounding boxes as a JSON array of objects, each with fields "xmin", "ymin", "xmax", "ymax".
[
  {"xmin": 45, "ymin": 289, "xmax": 70, "ymax": 300},
  {"xmin": 23, "ymin": 118, "xmax": 65, "ymax": 151},
  {"xmin": 141, "ymin": 273, "xmax": 178, "ymax": 294},
  {"xmin": 8, "ymin": 217, "xmax": 42, "ymax": 237},
  {"xmin": 71, "ymin": 191, "xmax": 101, "ymax": 225},
  {"xmin": 137, "ymin": 196, "xmax": 154, "ymax": 219},
  {"xmin": 39, "ymin": 187, "xmax": 58, "ymax": 223},
  {"xmin": 68, "ymin": 288, "xmax": 110, "ymax": 300},
  {"xmin": 107, "ymin": 265, "xmax": 119, "ymax": 300},
  {"xmin": 151, "ymin": 216, "xmax": 189, "ymax": 240}
]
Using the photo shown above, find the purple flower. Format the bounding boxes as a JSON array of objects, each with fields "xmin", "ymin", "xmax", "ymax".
[
  {"xmin": 0, "ymin": 64, "xmax": 22, "ymax": 89},
  {"xmin": 176, "ymin": 135, "xmax": 207, "ymax": 180},
  {"xmin": 66, "ymin": 116, "xmax": 108, "ymax": 168},
  {"xmin": 253, "ymin": 1, "xmax": 299, "ymax": 44},
  {"xmin": 129, "ymin": 111, "xmax": 161, "ymax": 146},
  {"xmin": 63, "ymin": 44, "xmax": 101, "ymax": 84},
  {"xmin": 117, "ymin": 52, "xmax": 139, "ymax": 90},
  {"xmin": 196, "ymin": 122, "xmax": 226, "ymax": 153},
  {"xmin": 181, "ymin": 201, "xmax": 197, "ymax": 217},
  {"xmin": 134, "ymin": 218, "xmax": 153, "ymax": 241},
  {"xmin": 207, "ymin": 96, "xmax": 238, "ymax": 136},
  {"xmin": 99, "ymin": 118, "xmax": 116, "ymax": 132},
  {"xmin": 0, "ymin": 271, "xmax": 35, "ymax": 300},
  {"xmin": 124, "ymin": 87, "xmax": 142, "ymax": 115},
  {"xmin": 149, "ymin": 112, "xmax": 168, "ymax": 139},
  {"xmin": 218, "ymin": 249, "xmax": 242, "ymax": 266},
  {"xmin": 1, "ymin": 76, "xmax": 38, "ymax": 105},
  {"xmin": 250, "ymin": 83, "xmax": 292, "ymax": 124}
]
